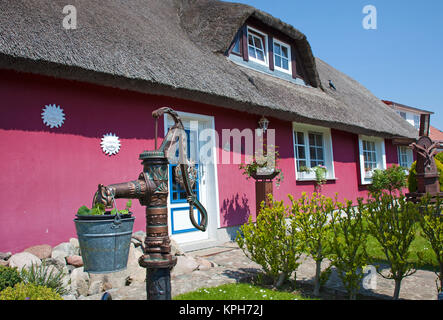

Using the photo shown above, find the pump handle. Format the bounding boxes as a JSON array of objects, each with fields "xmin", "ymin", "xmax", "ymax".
[{"xmin": 152, "ymin": 107, "xmax": 208, "ymax": 232}]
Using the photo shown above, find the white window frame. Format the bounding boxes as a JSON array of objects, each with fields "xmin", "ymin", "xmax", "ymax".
[
  {"xmin": 358, "ymin": 135, "xmax": 387, "ymax": 185},
  {"xmin": 273, "ymin": 38, "xmax": 292, "ymax": 74},
  {"xmin": 397, "ymin": 145, "xmax": 414, "ymax": 171},
  {"xmin": 292, "ymin": 122, "xmax": 335, "ymax": 181},
  {"xmin": 246, "ymin": 26, "xmax": 269, "ymax": 67},
  {"xmin": 413, "ymin": 114, "xmax": 420, "ymax": 130}
]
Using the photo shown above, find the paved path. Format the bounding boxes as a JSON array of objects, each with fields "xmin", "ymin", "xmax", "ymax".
[{"xmin": 82, "ymin": 242, "xmax": 439, "ymax": 300}]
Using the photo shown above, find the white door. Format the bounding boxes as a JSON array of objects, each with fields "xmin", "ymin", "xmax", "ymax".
[{"xmin": 164, "ymin": 112, "xmax": 218, "ymax": 244}]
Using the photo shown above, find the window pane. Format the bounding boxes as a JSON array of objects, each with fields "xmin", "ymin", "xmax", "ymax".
[
  {"xmin": 316, "ymin": 134, "xmax": 323, "ymax": 146},
  {"xmin": 281, "ymin": 46, "xmax": 288, "ymax": 58},
  {"xmin": 275, "ymin": 55, "xmax": 281, "ymax": 68},
  {"xmin": 317, "ymin": 148, "xmax": 324, "ymax": 160},
  {"xmin": 248, "ymin": 46, "xmax": 256, "ymax": 59},
  {"xmin": 256, "ymin": 49, "xmax": 265, "ymax": 61},
  {"xmin": 296, "ymin": 132, "xmax": 304, "ymax": 144},
  {"xmin": 254, "ymin": 36, "xmax": 263, "ymax": 49},
  {"xmin": 297, "ymin": 146, "xmax": 305, "ymax": 159},
  {"xmin": 310, "ymin": 147, "xmax": 316, "ymax": 159},
  {"xmin": 274, "ymin": 43, "xmax": 281, "ymax": 55},
  {"xmin": 282, "ymin": 58, "xmax": 289, "ymax": 70},
  {"xmin": 232, "ymin": 39, "xmax": 240, "ymax": 54},
  {"xmin": 309, "ymin": 134, "xmax": 315, "ymax": 146},
  {"xmin": 248, "ymin": 34, "xmax": 254, "ymax": 46},
  {"xmin": 399, "ymin": 112, "xmax": 406, "ymax": 120},
  {"xmin": 309, "ymin": 133, "xmax": 323, "ymax": 147}
]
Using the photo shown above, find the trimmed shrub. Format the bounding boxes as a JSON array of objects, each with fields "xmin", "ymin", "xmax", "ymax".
[
  {"xmin": 0, "ymin": 265, "xmax": 22, "ymax": 292},
  {"xmin": 289, "ymin": 192, "xmax": 334, "ymax": 296},
  {"xmin": 236, "ymin": 195, "xmax": 303, "ymax": 288},
  {"xmin": 0, "ymin": 282, "xmax": 63, "ymax": 300},
  {"xmin": 369, "ymin": 165, "xmax": 407, "ymax": 196},
  {"xmin": 329, "ymin": 199, "xmax": 368, "ymax": 300},
  {"xmin": 364, "ymin": 193, "xmax": 420, "ymax": 300}
]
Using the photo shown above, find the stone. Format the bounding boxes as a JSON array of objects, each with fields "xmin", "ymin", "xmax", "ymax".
[
  {"xmin": 69, "ymin": 238, "xmax": 80, "ymax": 255},
  {"xmin": 70, "ymin": 267, "xmax": 89, "ymax": 297},
  {"xmin": 125, "ymin": 244, "xmax": 145, "ymax": 284},
  {"xmin": 52, "ymin": 242, "xmax": 75, "ymax": 260},
  {"xmin": 0, "ymin": 252, "xmax": 11, "ymax": 260},
  {"xmin": 102, "ymin": 281, "xmax": 113, "ymax": 291},
  {"xmin": 65, "ymin": 265, "xmax": 76, "ymax": 274},
  {"xmin": 61, "ymin": 294, "xmax": 77, "ymax": 300},
  {"xmin": 24, "ymin": 244, "xmax": 52, "ymax": 259},
  {"xmin": 88, "ymin": 280, "xmax": 103, "ymax": 296},
  {"xmin": 195, "ymin": 257, "xmax": 214, "ymax": 271},
  {"xmin": 171, "ymin": 239, "xmax": 184, "ymax": 256},
  {"xmin": 132, "ymin": 231, "xmax": 146, "ymax": 243},
  {"xmin": 8, "ymin": 252, "xmax": 41, "ymax": 270},
  {"xmin": 66, "ymin": 255, "xmax": 83, "ymax": 267},
  {"xmin": 89, "ymin": 272, "xmax": 127, "ymax": 291},
  {"xmin": 171, "ymin": 255, "xmax": 199, "ymax": 278},
  {"xmin": 43, "ymin": 257, "xmax": 66, "ymax": 271}
]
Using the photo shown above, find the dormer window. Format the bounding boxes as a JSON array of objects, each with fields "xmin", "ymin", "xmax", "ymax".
[
  {"xmin": 273, "ymin": 39, "xmax": 291, "ymax": 74},
  {"xmin": 226, "ymin": 20, "xmax": 310, "ymax": 86},
  {"xmin": 247, "ymin": 27, "xmax": 268, "ymax": 66}
]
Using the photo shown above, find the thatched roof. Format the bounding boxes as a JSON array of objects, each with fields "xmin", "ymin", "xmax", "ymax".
[{"xmin": 0, "ymin": 0, "xmax": 417, "ymax": 139}]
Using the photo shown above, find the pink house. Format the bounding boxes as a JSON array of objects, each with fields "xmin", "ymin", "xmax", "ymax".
[{"xmin": 0, "ymin": 0, "xmax": 417, "ymax": 253}]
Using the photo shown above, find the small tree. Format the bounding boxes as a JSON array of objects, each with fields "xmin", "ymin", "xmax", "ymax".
[
  {"xmin": 369, "ymin": 164, "xmax": 407, "ymax": 197},
  {"xmin": 289, "ymin": 192, "xmax": 334, "ymax": 296},
  {"xmin": 236, "ymin": 195, "xmax": 303, "ymax": 288},
  {"xmin": 329, "ymin": 199, "xmax": 368, "ymax": 300},
  {"xmin": 364, "ymin": 193, "xmax": 419, "ymax": 299},
  {"xmin": 419, "ymin": 195, "xmax": 443, "ymax": 293}
]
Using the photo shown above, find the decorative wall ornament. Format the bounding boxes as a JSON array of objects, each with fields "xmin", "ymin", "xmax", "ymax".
[
  {"xmin": 41, "ymin": 104, "xmax": 65, "ymax": 128},
  {"xmin": 101, "ymin": 133, "xmax": 121, "ymax": 156}
]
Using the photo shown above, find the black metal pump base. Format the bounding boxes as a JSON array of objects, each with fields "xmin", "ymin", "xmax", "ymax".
[{"xmin": 146, "ymin": 268, "xmax": 172, "ymax": 300}]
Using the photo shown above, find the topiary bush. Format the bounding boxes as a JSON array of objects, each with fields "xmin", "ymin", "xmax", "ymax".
[
  {"xmin": 408, "ymin": 157, "xmax": 443, "ymax": 193},
  {"xmin": 0, "ymin": 265, "xmax": 22, "ymax": 292},
  {"xmin": 236, "ymin": 195, "xmax": 303, "ymax": 288},
  {"xmin": 0, "ymin": 282, "xmax": 63, "ymax": 300},
  {"xmin": 369, "ymin": 164, "xmax": 407, "ymax": 196}
]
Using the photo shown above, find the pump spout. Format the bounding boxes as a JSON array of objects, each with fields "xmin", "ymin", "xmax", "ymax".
[{"xmin": 92, "ymin": 173, "xmax": 153, "ymax": 209}]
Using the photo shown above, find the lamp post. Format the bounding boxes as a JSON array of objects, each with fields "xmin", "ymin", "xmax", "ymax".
[{"xmin": 93, "ymin": 107, "xmax": 208, "ymax": 300}]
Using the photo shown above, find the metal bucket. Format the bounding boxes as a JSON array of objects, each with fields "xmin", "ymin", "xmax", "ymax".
[{"xmin": 74, "ymin": 214, "xmax": 135, "ymax": 274}]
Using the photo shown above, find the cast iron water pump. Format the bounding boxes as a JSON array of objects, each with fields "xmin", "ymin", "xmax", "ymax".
[{"xmin": 93, "ymin": 107, "xmax": 208, "ymax": 300}]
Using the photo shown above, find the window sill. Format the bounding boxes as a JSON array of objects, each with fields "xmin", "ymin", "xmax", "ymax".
[{"xmin": 296, "ymin": 177, "xmax": 337, "ymax": 182}]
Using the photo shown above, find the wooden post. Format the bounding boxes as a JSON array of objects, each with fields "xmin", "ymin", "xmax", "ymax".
[{"xmin": 255, "ymin": 179, "xmax": 273, "ymax": 213}]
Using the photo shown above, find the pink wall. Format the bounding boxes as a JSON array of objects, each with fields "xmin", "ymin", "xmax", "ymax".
[{"xmin": 0, "ymin": 69, "xmax": 399, "ymax": 253}]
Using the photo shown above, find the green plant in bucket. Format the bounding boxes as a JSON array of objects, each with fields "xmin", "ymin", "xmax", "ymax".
[{"xmin": 77, "ymin": 200, "xmax": 132, "ymax": 216}]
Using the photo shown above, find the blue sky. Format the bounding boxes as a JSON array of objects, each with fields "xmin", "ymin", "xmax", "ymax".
[{"xmin": 224, "ymin": 0, "xmax": 443, "ymax": 129}]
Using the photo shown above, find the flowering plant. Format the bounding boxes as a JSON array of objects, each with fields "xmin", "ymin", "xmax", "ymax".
[
  {"xmin": 312, "ymin": 165, "xmax": 328, "ymax": 186},
  {"xmin": 239, "ymin": 145, "xmax": 284, "ymax": 187},
  {"xmin": 300, "ymin": 165, "xmax": 327, "ymax": 188}
]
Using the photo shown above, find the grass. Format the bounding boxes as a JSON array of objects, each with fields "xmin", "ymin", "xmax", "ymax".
[
  {"xmin": 173, "ymin": 283, "xmax": 315, "ymax": 300},
  {"xmin": 364, "ymin": 224, "xmax": 439, "ymax": 271}
]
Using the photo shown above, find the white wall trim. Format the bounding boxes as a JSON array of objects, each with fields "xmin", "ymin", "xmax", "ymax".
[
  {"xmin": 358, "ymin": 135, "xmax": 387, "ymax": 185},
  {"xmin": 292, "ymin": 122, "xmax": 335, "ymax": 181}
]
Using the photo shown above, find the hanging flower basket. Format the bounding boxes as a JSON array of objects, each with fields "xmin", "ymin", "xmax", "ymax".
[
  {"xmin": 239, "ymin": 145, "xmax": 284, "ymax": 187},
  {"xmin": 250, "ymin": 170, "xmax": 280, "ymax": 181}
]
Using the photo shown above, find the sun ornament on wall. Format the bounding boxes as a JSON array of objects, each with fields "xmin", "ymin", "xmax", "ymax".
[
  {"xmin": 41, "ymin": 104, "xmax": 65, "ymax": 128},
  {"xmin": 101, "ymin": 133, "xmax": 121, "ymax": 156}
]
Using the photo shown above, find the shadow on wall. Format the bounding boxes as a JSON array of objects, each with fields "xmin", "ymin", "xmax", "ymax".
[{"xmin": 221, "ymin": 193, "xmax": 251, "ymax": 232}]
